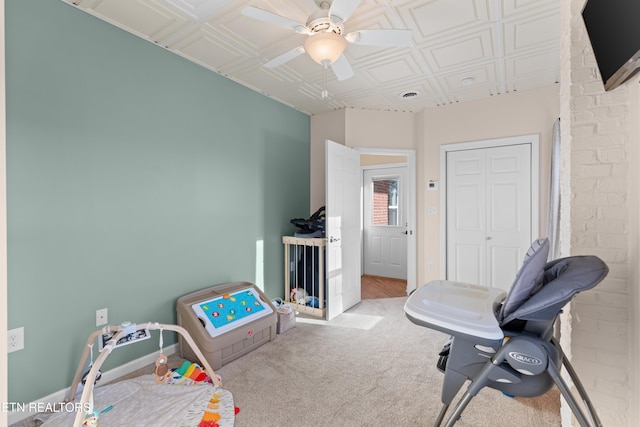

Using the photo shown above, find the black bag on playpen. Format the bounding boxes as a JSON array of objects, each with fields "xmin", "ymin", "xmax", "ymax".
[{"xmin": 290, "ymin": 206, "xmax": 325, "ymax": 238}]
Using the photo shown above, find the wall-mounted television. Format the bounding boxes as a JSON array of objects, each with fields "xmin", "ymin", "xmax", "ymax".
[{"xmin": 582, "ymin": 0, "xmax": 640, "ymax": 91}]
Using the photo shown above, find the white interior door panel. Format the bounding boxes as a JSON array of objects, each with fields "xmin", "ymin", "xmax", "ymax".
[
  {"xmin": 326, "ymin": 140, "xmax": 361, "ymax": 320},
  {"xmin": 446, "ymin": 143, "xmax": 532, "ymax": 290}
]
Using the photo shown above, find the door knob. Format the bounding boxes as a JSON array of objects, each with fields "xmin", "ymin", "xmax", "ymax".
[
  {"xmin": 329, "ymin": 236, "xmax": 341, "ymax": 243},
  {"xmin": 486, "ymin": 236, "xmax": 492, "ymax": 240}
]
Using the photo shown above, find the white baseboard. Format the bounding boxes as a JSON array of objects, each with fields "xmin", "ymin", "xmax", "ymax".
[{"xmin": 8, "ymin": 343, "xmax": 178, "ymax": 425}]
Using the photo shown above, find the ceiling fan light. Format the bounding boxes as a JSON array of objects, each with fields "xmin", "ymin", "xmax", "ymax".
[{"xmin": 303, "ymin": 32, "xmax": 347, "ymax": 65}]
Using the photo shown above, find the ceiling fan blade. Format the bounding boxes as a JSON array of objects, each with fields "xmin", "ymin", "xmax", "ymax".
[
  {"xmin": 263, "ymin": 46, "xmax": 305, "ymax": 68},
  {"xmin": 345, "ymin": 29, "xmax": 413, "ymax": 46},
  {"xmin": 330, "ymin": 54, "xmax": 354, "ymax": 81},
  {"xmin": 329, "ymin": 0, "xmax": 362, "ymax": 24},
  {"xmin": 241, "ymin": 6, "xmax": 310, "ymax": 34}
]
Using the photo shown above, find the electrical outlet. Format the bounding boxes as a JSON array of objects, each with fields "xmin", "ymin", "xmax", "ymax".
[
  {"xmin": 96, "ymin": 308, "xmax": 108, "ymax": 326},
  {"xmin": 8, "ymin": 327, "xmax": 24, "ymax": 353}
]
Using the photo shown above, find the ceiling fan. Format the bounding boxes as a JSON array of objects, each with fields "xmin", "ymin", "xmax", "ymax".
[{"xmin": 242, "ymin": 0, "xmax": 412, "ymax": 81}]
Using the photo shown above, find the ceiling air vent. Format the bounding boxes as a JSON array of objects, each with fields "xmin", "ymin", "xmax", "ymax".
[{"xmin": 400, "ymin": 90, "xmax": 420, "ymax": 99}]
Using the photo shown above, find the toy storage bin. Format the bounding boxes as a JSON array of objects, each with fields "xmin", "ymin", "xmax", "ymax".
[
  {"xmin": 283, "ymin": 236, "xmax": 326, "ymax": 318},
  {"xmin": 177, "ymin": 281, "xmax": 277, "ymax": 370}
]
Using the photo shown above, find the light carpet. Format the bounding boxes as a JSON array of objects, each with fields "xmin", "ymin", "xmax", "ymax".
[
  {"xmin": 13, "ymin": 297, "xmax": 561, "ymax": 426},
  {"xmin": 216, "ymin": 297, "xmax": 560, "ymax": 426}
]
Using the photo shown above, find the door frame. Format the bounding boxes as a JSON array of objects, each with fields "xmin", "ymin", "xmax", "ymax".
[
  {"xmin": 439, "ymin": 135, "xmax": 540, "ymax": 278},
  {"xmin": 362, "ymin": 164, "xmax": 408, "ymax": 280},
  {"xmin": 357, "ymin": 148, "xmax": 417, "ymax": 295}
]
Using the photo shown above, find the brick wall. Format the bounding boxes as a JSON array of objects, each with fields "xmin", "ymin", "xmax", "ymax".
[
  {"xmin": 373, "ymin": 180, "xmax": 390, "ymax": 225},
  {"xmin": 560, "ymin": 0, "xmax": 632, "ymax": 424}
]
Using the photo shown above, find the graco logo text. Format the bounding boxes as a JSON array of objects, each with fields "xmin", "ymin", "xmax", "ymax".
[{"xmin": 509, "ymin": 352, "xmax": 542, "ymax": 365}]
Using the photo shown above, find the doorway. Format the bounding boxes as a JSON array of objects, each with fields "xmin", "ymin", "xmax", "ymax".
[
  {"xmin": 363, "ymin": 166, "xmax": 408, "ymax": 280},
  {"xmin": 441, "ymin": 135, "xmax": 539, "ymax": 290},
  {"xmin": 359, "ymin": 149, "xmax": 416, "ymax": 296}
]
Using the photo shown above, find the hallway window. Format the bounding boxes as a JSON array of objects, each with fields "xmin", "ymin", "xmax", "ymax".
[{"xmin": 372, "ymin": 178, "xmax": 399, "ymax": 226}]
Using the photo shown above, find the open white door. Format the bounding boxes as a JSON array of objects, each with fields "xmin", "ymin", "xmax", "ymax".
[{"xmin": 326, "ymin": 140, "xmax": 361, "ymax": 320}]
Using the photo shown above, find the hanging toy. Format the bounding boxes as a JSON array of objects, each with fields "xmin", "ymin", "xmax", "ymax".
[
  {"xmin": 81, "ymin": 406, "xmax": 112, "ymax": 427},
  {"xmin": 155, "ymin": 327, "xmax": 170, "ymax": 384},
  {"xmin": 81, "ymin": 343, "xmax": 102, "ymax": 386},
  {"xmin": 155, "ymin": 353, "xmax": 169, "ymax": 384},
  {"xmin": 82, "ymin": 409, "xmax": 99, "ymax": 427}
]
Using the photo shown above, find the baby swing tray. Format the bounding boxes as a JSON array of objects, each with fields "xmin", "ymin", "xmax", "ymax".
[{"xmin": 42, "ymin": 322, "xmax": 234, "ymax": 427}]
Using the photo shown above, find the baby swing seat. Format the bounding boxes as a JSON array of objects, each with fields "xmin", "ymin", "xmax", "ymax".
[{"xmin": 404, "ymin": 238, "xmax": 608, "ymax": 427}]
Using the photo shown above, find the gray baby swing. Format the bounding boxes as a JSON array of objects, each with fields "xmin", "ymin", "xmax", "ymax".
[{"xmin": 405, "ymin": 238, "xmax": 608, "ymax": 427}]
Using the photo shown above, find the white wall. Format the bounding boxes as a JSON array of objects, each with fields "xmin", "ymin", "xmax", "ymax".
[
  {"xmin": 1, "ymin": 0, "xmax": 8, "ymax": 424},
  {"xmin": 310, "ymin": 109, "xmax": 346, "ymax": 212},
  {"xmin": 631, "ymin": 78, "xmax": 640, "ymax": 427},
  {"xmin": 630, "ymin": 77, "xmax": 640, "ymax": 427},
  {"xmin": 344, "ymin": 109, "xmax": 415, "ymax": 150},
  {"xmin": 417, "ymin": 85, "xmax": 559, "ymax": 286},
  {"xmin": 561, "ymin": 0, "xmax": 638, "ymax": 424}
]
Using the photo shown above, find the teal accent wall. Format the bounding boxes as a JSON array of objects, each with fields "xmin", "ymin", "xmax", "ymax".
[{"xmin": 5, "ymin": 0, "xmax": 310, "ymax": 404}]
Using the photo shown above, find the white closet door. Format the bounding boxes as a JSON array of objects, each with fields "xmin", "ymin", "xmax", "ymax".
[
  {"xmin": 446, "ymin": 144, "xmax": 532, "ymax": 290},
  {"xmin": 447, "ymin": 149, "xmax": 487, "ymax": 285}
]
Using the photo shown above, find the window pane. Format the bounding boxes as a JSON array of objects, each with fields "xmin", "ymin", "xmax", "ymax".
[{"xmin": 372, "ymin": 178, "xmax": 400, "ymax": 226}]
